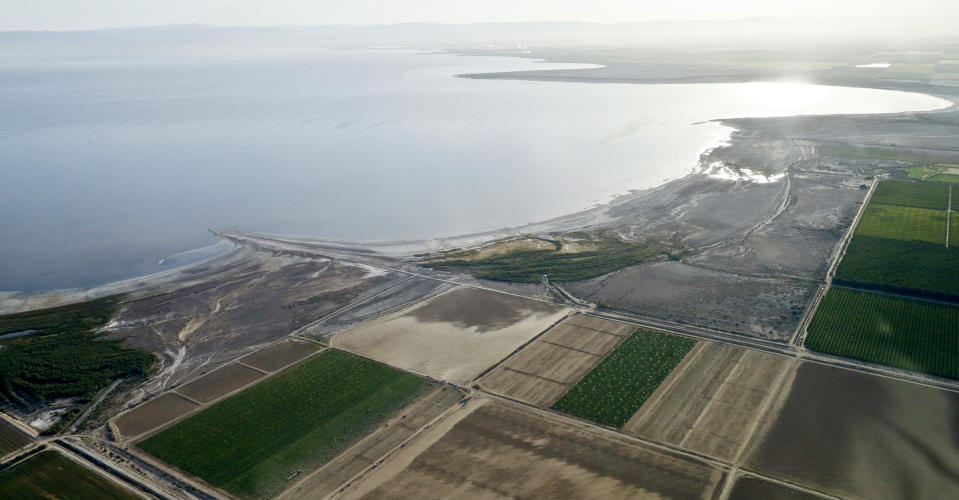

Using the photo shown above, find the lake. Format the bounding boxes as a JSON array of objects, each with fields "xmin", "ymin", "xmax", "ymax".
[{"xmin": 0, "ymin": 48, "xmax": 950, "ymax": 291}]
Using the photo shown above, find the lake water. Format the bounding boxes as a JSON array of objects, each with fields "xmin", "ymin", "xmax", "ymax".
[{"xmin": 0, "ymin": 48, "xmax": 950, "ymax": 292}]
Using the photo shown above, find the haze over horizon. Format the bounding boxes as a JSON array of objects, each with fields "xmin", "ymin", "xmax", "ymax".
[{"xmin": 1, "ymin": 0, "xmax": 958, "ymax": 32}]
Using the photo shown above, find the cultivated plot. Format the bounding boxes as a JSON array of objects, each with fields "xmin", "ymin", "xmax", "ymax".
[
  {"xmin": 113, "ymin": 392, "xmax": 199, "ymax": 440},
  {"xmin": 333, "ymin": 287, "xmax": 568, "ymax": 384},
  {"xmin": 835, "ymin": 236, "xmax": 959, "ymax": 299},
  {"xmin": 175, "ymin": 362, "xmax": 265, "ymax": 403},
  {"xmin": 746, "ymin": 362, "xmax": 959, "ymax": 499},
  {"xmin": 552, "ymin": 327, "xmax": 696, "ymax": 428},
  {"xmin": 806, "ymin": 287, "xmax": 959, "ymax": 379},
  {"xmin": 350, "ymin": 401, "xmax": 726, "ymax": 500},
  {"xmin": 0, "ymin": 450, "xmax": 138, "ymax": 500},
  {"xmin": 870, "ymin": 180, "xmax": 949, "ymax": 210},
  {"xmin": 624, "ymin": 342, "xmax": 793, "ymax": 461},
  {"xmin": 0, "ymin": 420, "xmax": 32, "ymax": 457},
  {"xmin": 238, "ymin": 339, "xmax": 318, "ymax": 373},
  {"xmin": 138, "ymin": 350, "xmax": 434, "ymax": 500},
  {"xmin": 854, "ymin": 203, "xmax": 946, "ymax": 245},
  {"xmin": 479, "ymin": 314, "xmax": 634, "ymax": 406},
  {"xmin": 728, "ymin": 477, "xmax": 823, "ymax": 500},
  {"xmin": 276, "ymin": 386, "xmax": 464, "ymax": 500}
]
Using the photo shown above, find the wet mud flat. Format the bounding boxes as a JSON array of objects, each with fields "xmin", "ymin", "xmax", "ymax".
[
  {"xmin": 102, "ymin": 247, "xmax": 402, "ymax": 409},
  {"xmin": 333, "ymin": 287, "xmax": 568, "ymax": 384},
  {"xmin": 567, "ymin": 261, "xmax": 816, "ymax": 340},
  {"xmin": 353, "ymin": 401, "xmax": 726, "ymax": 500},
  {"xmin": 746, "ymin": 361, "xmax": 959, "ymax": 499}
]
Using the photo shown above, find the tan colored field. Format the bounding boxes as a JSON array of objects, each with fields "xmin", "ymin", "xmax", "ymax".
[
  {"xmin": 479, "ymin": 314, "xmax": 632, "ymax": 406},
  {"xmin": 333, "ymin": 287, "xmax": 567, "ymax": 384},
  {"xmin": 0, "ymin": 419, "xmax": 32, "ymax": 457},
  {"xmin": 624, "ymin": 341, "xmax": 793, "ymax": 462},
  {"xmin": 238, "ymin": 339, "xmax": 318, "ymax": 372},
  {"xmin": 174, "ymin": 362, "xmax": 264, "ymax": 403},
  {"xmin": 114, "ymin": 393, "xmax": 199, "ymax": 439},
  {"xmin": 278, "ymin": 386, "xmax": 464, "ymax": 500},
  {"xmin": 344, "ymin": 400, "xmax": 726, "ymax": 500}
]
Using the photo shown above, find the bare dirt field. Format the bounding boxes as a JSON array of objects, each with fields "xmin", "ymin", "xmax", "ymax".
[
  {"xmin": 479, "ymin": 314, "xmax": 633, "ymax": 406},
  {"xmin": 277, "ymin": 386, "xmax": 464, "ymax": 500},
  {"xmin": 346, "ymin": 400, "xmax": 726, "ymax": 500},
  {"xmin": 238, "ymin": 339, "xmax": 318, "ymax": 373},
  {"xmin": 174, "ymin": 362, "xmax": 264, "ymax": 403},
  {"xmin": 333, "ymin": 287, "xmax": 568, "ymax": 384},
  {"xmin": 746, "ymin": 361, "xmax": 959, "ymax": 499},
  {"xmin": 567, "ymin": 261, "xmax": 816, "ymax": 341},
  {"xmin": 728, "ymin": 477, "xmax": 824, "ymax": 500},
  {"xmin": 624, "ymin": 341, "xmax": 794, "ymax": 462},
  {"xmin": 113, "ymin": 392, "xmax": 198, "ymax": 439},
  {"xmin": 0, "ymin": 419, "xmax": 32, "ymax": 457}
]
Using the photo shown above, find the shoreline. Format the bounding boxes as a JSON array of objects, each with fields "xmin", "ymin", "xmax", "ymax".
[{"xmin": 2, "ymin": 55, "xmax": 955, "ymax": 308}]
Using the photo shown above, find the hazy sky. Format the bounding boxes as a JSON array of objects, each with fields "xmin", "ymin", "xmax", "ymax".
[{"xmin": 2, "ymin": 0, "xmax": 958, "ymax": 31}]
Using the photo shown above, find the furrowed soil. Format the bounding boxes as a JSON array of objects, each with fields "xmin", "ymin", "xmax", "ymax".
[
  {"xmin": 0, "ymin": 450, "xmax": 138, "ymax": 500},
  {"xmin": 113, "ymin": 392, "xmax": 199, "ymax": 439},
  {"xmin": 728, "ymin": 477, "xmax": 824, "ymax": 500},
  {"xmin": 624, "ymin": 342, "xmax": 794, "ymax": 462},
  {"xmin": 746, "ymin": 362, "xmax": 959, "ymax": 499},
  {"xmin": 175, "ymin": 362, "xmax": 265, "ymax": 403},
  {"xmin": 238, "ymin": 339, "xmax": 318, "ymax": 373},
  {"xmin": 276, "ymin": 386, "xmax": 464, "ymax": 500},
  {"xmin": 352, "ymin": 401, "xmax": 726, "ymax": 500},
  {"xmin": 333, "ymin": 287, "xmax": 567, "ymax": 384},
  {"xmin": 479, "ymin": 315, "xmax": 632, "ymax": 406},
  {"xmin": 0, "ymin": 419, "xmax": 32, "ymax": 457}
]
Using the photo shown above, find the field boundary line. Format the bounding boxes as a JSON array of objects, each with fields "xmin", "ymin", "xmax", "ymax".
[
  {"xmin": 678, "ymin": 350, "xmax": 748, "ymax": 450},
  {"xmin": 471, "ymin": 311, "xmax": 574, "ymax": 384},
  {"xmin": 537, "ymin": 339, "xmax": 603, "ymax": 357},
  {"xmin": 233, "ymin": 360, "xmax": 270, "ymax": 375},
  {"xmin": 116, "ymin": 346, "xmax": 327, "ymax": 443}
]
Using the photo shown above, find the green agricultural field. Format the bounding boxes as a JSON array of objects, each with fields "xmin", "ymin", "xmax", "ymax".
[
  {"xmin": 552, "ymin": 328, "xmax": 696, "ymax": 428},
  {"xmin": 429, "ymin": 237, "xmax": 677, "ymax": 282},
  {"xmin": 0, "ymin": 296, "xmax": 154, "ymax": 414},
  {"xmin": 870, "ymin": 180, "xmax": 949, "ymax": 210},
  {"xmin": 835, "ymin": 236, "xmax": 959, "ymax": 300},
  {"xmin": 138, "ymin": 349, "xmax": 433, "ymax": 500},
  {"xmin": 929, "ymin": 174, "xmax": 959, "ymax": 184},
  {"xmin": 806, "ymin": 287, "xmax": 959, "ymax": 379},
  {"xmin": 952, "ymin": 212, "xmax": 959, "ymax": 247},
  {"xmin": 854, "ymin": 203, "xmax": 946, "ymax": 245},
  {"xmin": 0, "ymin": 451, "xmax": 137, "ymax": 500}
]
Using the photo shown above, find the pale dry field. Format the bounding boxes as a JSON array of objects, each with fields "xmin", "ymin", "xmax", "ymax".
[
  {"xmin": 479, "ymin": 314, "xmax": 633, "ymax": 406},
  {"xmin": 624, "ymin": 341, "xmax": 793, "ymax": 462},
  {"xmin": 113, "ymin": 393, "xmax": 199, "ymax": 439},
  {"xmin": 333, "ymin": 287, "xmax": 567, "ymax": 384},
  {"xmin": 277, "ymin": 386, "xmax": 464, "ymax": 500},
  {"xmin": 174, "ymin": 362, "xmax": 264, "ymax": 403},
  {"xmin": 347, "ymin": 400, "xmax": 726, "ymax": 500}
]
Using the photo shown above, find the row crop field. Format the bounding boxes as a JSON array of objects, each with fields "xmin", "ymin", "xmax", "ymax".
[
  {"xmin": 870, "ymin": 180, "xmax": 950, "ymax": 210},
  {"xmin": 138, "ymin": 349, "xmax": 434, "ymax": 500},
  {"xmin": 806, "ymin": 287, "xmax": 959, "ymax": 379},
  {"xmin": 0, "ymin": 451, "xmax": 137, "ymax": 500},
  {"xmin": 835, "ymin": 236, "xmax": 959, "ymax": 300},
  {"xmin": 854, "ymin": 203, "xmax": 946, "ymax": 245},
  {"xmin": 551, "ymin": 328, "xmax": 696, "ymax": 428}
]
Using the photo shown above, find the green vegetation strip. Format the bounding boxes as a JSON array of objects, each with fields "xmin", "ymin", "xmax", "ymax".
[
  {"xmin": 0, "ymin": 296, "xmax": 154, "ymax": 414},
  {"xmin": 854, "ymin": 203, "xmax": 946, "ymax": 245},
  {"xmin": 138, "ymin": 349, "xmax": 433, "ymax": 500},
  {"xmin": 430, "ymin": 237, "xmax": 676, "ymax": 282},
  {"xmin": 836, "ymin": 236, "xmax": 959, "ymax": 302},
  {"xmin": 0, "ymin": 451, "xmax": 137, "ymax": 500},
  {"xmin": 552, "ymin": 328, "xmax": 696, "ymax": 428},
  {"xmin": 870, "ymin": 180, "xmax": 949, "ymax": 210},
  {"xmin": 807, "ymin": 287, "xmax": 959, "ymax": 380}
]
